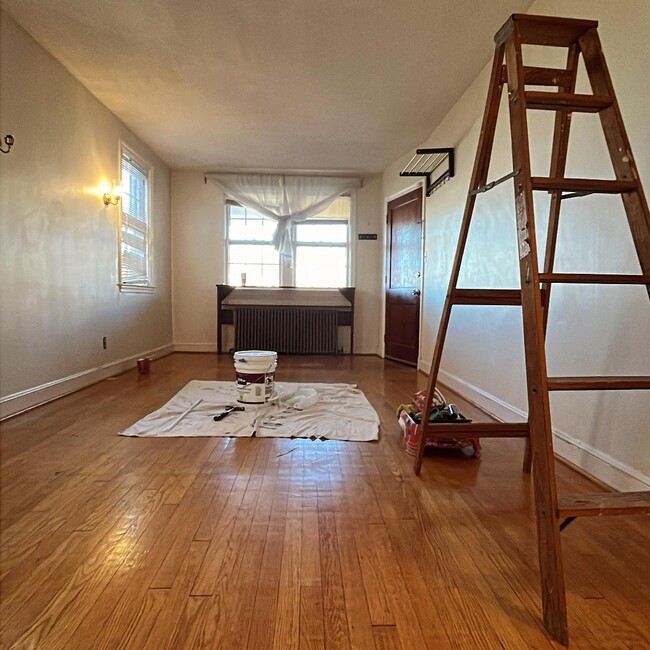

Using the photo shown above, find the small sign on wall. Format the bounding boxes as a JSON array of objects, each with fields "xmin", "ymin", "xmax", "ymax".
[{"xmin": 357, "ymin": 233, "xmax": 378, "ymax": 240}]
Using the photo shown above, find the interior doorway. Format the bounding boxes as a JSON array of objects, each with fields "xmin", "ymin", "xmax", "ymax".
[{"xmin": 384, "ymin": 187, "xmax": 423, "ymax": 366}]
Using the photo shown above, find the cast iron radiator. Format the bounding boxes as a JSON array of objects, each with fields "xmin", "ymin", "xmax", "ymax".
[{"xmin": 234, "ymin": 307, "xmax": 338, "ymax": 354}]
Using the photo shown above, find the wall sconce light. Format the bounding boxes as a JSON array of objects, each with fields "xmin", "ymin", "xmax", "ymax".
[
  {"xmin": 0, "ymin": 134, "xmax": 15, "ymax": 154},
  {"xmin": 103, "ymin": 180, "xmax": 122, "ymax": 206}
]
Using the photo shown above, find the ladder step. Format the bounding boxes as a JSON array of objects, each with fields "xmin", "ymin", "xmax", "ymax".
[
  {"xmin": 558, "ymin": 491, "xmax": 650, "ymax": 518},
  {"xmin": 452, "ymin": 289, "xmax": 521, "ymax": 306},
  {"xmin": 547, "ymin": 376, "xmax": 650, "ymax": 391},
  {"xmin": 495, "ymin": 14, "xmax": 598, "ymax": 48},
  {"xmin": 422, "ymin": 422, "xmax": 529, "ymax": 438},
  {"xmin": 531, "ymin": 177, "xmax": 638, "ymax": 194},
  {"xmin": 539, "ymin": 273, "xmax": 650, "ymax": 285},
  {"xmin": 522, "ymin": 66, "xmax": 573, "ymax": 87},
  {"xmin": 525, "ymin": 91, "xmax": 613, "ymax": 113}
]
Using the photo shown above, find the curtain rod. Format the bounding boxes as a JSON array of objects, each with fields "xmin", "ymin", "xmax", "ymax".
[{"xmin": 204, "ymin": 170, "xmax": 363, "ymax": 187}]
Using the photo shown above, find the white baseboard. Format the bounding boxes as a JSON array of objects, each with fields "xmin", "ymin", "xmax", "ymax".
[
  {"xmin": 419, "ymin": 361, "xmax": 649, "ymax": 492},
  {"xmin": 0, "ymin": 344, "xmax": 175, "ymax": 420},
  {"xmin": 173, "ymin": 342, "xmax": 218, "ymax": 353}
]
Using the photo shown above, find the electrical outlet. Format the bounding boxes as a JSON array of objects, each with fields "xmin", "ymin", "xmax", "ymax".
[{"xmin": 102, "ymin": 336, "xmax": 107, "ymax": 350}]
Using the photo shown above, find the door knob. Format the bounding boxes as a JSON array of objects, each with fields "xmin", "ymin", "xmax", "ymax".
[{"xmin": 412, "ymin": 289, "xmax": 421, "ymax": 296}]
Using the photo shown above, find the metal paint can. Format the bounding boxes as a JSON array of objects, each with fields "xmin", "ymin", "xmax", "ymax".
[{"xmin": 137, "ymin": 358, "xmax": 151, "ymax": 374}]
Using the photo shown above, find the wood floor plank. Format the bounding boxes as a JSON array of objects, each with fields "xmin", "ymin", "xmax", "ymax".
[
  {"xmin": 318, "ymin": 511, "xmax": 352, "ymax": 650},
  {"xmin": 566, "ymin": 533, "xmax": 650, "ymax": 641},
  {"xmin": 190, "ymin": 441, "xmax": 272, "ymax": 647},
  {"xmin": 117, "ymin": 587, "xmax": 168, "ymax": 650},
  {"xmin": 335, "ymin": 519, "xmax": 378, "ymax": 650},
  {"xmin": 384, "ymin": 523, "xmax": 454, "ymax": 650},
  {"xmin": 244, "ymin": 521, "xmax": 285, "ymax": 649},
  {"xmin": 6, "ymin": 499, "xmax": 175, "ymax": 650},
  {"xmin": 69, "ymin": 476, "xmax": 216, "ymax": 649},
  {"xmin": 372, "ymin": 625, "xmax": 403, "ymax": 650},
  {"xmin": 141, "ymin": 541, "xmax": 209, "ymax": 650},
  {"xmin": 359, "ymin": 523, "xmax": 431, "ymax": 650},
  {"xmin": 165, "ymin": 595, "xmax": 211, "ymax": 650},
  {"xmin": 354, "ymin": 525, "xmax": 394, "ymax": 626},
  {"xmin": 397, "ymin": 510, "xmax": 514, "ymax": 650},
  {"xmin": 60, "ymin": 471, "xmax": 154, "ymax": 533},
  {"xmin": 1, "ymin": 486, "xmax": 173, "ymax": 643},
  {"xmin": 2, "ymin": 472, "xmax": 97, "ymax": 545},
  {"xmin": 273, "ymin": 511, "xmax": 302, "ymax": 650},
  {"xmin": 1, "ymin": 530, "xmax": 95, "ymax": 638},
  {"xmin": 266, "ymin": 447, "xmax": 304, "ymax": 650},
  {"xmin": 192, "ymin": 440, "xmax": 252, "ymax": 541},
  {"xmin": 219, "ymin": 519, "xmax": 269, "ymax": 650},
  {"xmin": 149, "ymin": 471, "xmax": 222, "ymax": 588},
  {"xmin": 221, "ymin": 443, "xmax": 291, "ymax": 650},
  {"xmin": 299, "ymin": 509, "xmax": 321, "ymax": 586},
  {"xmin": 0, "ymin": 514, "xmax": 67, "ymax": 578},
  {"xmin": 489, "ymin": 531, "xmax": 601, "ymax": 648},
  {"xmin": 299, "ymin": 585, "xmax": 326, "ymax": 650},
  {"xmin": 190, "ymin": 440, "xmax": 262, "ymax": 596},
  {"xmin": 416, "ymin": 487, "xmax": 538, "ymax": 649}
]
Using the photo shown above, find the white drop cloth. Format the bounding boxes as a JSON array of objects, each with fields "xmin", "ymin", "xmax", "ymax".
[{"xmin": 119, "ymin": 380, "xmax": 379, "ymax": 442}]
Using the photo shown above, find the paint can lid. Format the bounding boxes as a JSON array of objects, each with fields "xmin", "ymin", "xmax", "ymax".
[{"xmin": 233, "ymin": 350, "xmax": 278, "ymax": 361}]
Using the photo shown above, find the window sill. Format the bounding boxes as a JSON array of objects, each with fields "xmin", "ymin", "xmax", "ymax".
[{"xmin": 119, "ymin": 284, "xmax": 156, "ymax": 294}]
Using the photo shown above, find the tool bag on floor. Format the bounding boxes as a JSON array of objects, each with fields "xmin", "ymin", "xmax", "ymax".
[{"xmin": 397, "ymin": 392, "xmax": 481, "ymax": 457}]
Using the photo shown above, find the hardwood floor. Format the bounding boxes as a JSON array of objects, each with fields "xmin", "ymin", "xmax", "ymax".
[{"xmin": 1, "ymin": 353, "xmax": 649, "ymax": 649}]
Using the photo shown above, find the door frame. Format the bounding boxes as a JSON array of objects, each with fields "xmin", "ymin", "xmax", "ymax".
[{"xmin": 382, "ymin": 183, "xmax": 425, "ymax": 365}]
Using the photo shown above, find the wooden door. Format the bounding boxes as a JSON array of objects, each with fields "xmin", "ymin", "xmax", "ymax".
[{"xmin": 385, "ymin": 188, "xmax": 423, "ymax": 365}]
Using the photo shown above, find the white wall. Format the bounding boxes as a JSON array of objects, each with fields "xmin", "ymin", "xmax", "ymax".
[
  {"xmin": 171, "ymin": 171, "xmax": 384, "ymax": 355},
  {"xmin": 0, "ymin": 12, "xmax": 173, "ymax": 417},
  {"xmin": 353, "ymin": 174, "xmax": 384, "ymax": 355},
  {"xmin": 171, "ymin": 173, "xmax": 224, "ymax": 351},
  {"xmin": 382, "ymin": 0, "xmax": 650, "ymax": 490}
]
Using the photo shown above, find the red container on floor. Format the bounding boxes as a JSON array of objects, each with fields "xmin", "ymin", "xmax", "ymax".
[
  {"xmin": 137, "ymin": 358, "xmax": 151, "ymax": 374},
  {"xmin": 398, "ymin": 410, "xmax": 481, "ymax": 458}
]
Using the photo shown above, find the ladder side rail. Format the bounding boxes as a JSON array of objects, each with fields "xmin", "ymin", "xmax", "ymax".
[
  {"xmin": 542, "ymin": 44, "xmax": 581, "ymax": 332},
  {"xmin": 504, "ymin": 26, "xmax": 568, "ymax": 646},
  {"xmin": 414, "ymin": 45, "xmax": 507, "ymax": 475},
  {"xmin": 579, "ymin": 28, "xmax": 650, "ymax": 298}
]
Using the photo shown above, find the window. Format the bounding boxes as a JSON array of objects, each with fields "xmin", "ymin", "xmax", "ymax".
[
  {"xmin": 119, "ymin": 146, "xmax": 152, "ymax": 291},
  {"xmin": 226, "ymin": 202, "xmax": 280, "ymax": 287},
  {"xmin": 295, "ymin": 221, "xmax": 348, "ymax": 287},
  {"xmin": 226, "ymin": 196, "xmax": 351, "ymax": 287}
]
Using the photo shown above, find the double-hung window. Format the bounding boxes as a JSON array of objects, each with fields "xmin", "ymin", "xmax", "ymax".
[
  {"xmin": 225, "ymin": 196, "xmax": 351, "ymax": 287},
  {"xmin": 294, "ymin": 197, "xmax": 350, "ymax": 288},
  {"xmin": 226, "ymin": 201, "xmax": 280, "ymax": 287},
  {"xmin": 119, "ymin": 146, "xmax": 152, "ymax": 291}
]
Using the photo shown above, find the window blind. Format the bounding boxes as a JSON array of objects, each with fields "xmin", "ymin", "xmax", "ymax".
[
  {"xmin": 316, "ymin": 196, "xmax": 350, "ymax": 220},
  {"xmin": 120, "ymin": 151, "xmax": 149, "ymax": 285},
  {"xmin": 225, "ymin": 196, "xmax": 350, "ymax": 220}
]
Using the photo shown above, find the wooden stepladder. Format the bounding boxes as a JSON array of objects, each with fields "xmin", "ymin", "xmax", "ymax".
[{"xmin": 414, "ymin": 13, "xmax": 650, "ymax": 646}]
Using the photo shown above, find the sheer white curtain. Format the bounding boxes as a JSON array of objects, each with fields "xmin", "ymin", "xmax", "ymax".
[{"xmin": 207, "ymin": 173, "xmax": 361, "ymax": 260}]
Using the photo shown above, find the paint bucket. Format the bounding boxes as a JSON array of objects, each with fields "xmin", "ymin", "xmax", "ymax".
[
  {"xmin": 137, "ymin": 358, "xmax": 151, "ymax": 374},
  {"xmin": 234, "ymin": 350, "xmax": 277, "ymax": 403}
]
